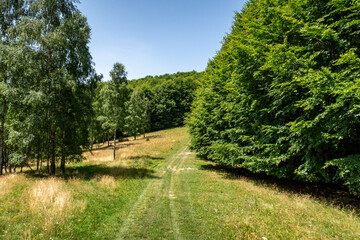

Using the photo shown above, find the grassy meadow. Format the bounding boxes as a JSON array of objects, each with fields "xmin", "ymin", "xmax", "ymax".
[{"xmin": 0, "ymin": 127, "xmax": 359, "ymax": 239}]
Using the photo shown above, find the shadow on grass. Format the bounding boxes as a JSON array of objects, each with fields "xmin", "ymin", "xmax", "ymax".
[
  {"xmin": 145, "ymin": 135, "xmax": 162, "ymax": 139},
  {"xmin": 26, "ymin": 164, "xmax": 159, "ymax": 181},
  {"xmin": 67, "ymin": 164, "xmax": 159, "ymax": 180},
  {"xmin": 84, "ymin": 135, "xmax": 162, "ymax": 154},
  {"xmin": 87, "ymin": 143, "xmax": 139, "ymax": 155},
  {"xmin": 200, "ymin": 163, "xmax": 360, "ymax": 213},
  {"xmin": 128, "ymin": 155, "xmax": 164, "ymax": 161}
]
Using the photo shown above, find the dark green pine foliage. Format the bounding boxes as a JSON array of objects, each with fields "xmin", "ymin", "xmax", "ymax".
[{"xmin": 188, "ymin": 0, "xmax": 360, "ymax": 193}]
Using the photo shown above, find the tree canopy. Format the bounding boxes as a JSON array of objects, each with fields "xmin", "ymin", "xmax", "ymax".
[
  {"xmin": 129, "ymin": 71, "xmax": 202, "ymax": 131},
  {"xmin": 187, "ymin": 0, "xmax": 360, "ymax": 193},
  {"xmin": 0, "ymin": 0, "xmax": 94, "ymax": 174}
]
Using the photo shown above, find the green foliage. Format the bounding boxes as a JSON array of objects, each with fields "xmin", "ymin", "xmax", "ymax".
[
  {"xmin": 97, "ymin": 63, "xmax": 129, "ymax": 133},
  {"xmin": 96, "ymin": 63, "xmax": 129, "ymax": 160},
  {"xmin": 129, "ymin": 71, "xmax": 202, "ymax": 131},
  {"xmin": 125, "ymin": 88, "xmax": 150, "ymax": 138},
  {"xmin": 0, "ymin": 0, "xmax": 94, "ymax": 174},
  {"xmin": 188, "ymin": 0, "xmax": 360, "ymax": 193}
]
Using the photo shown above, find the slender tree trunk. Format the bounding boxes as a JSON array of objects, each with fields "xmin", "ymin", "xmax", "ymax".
[
  {"xmin": 47, "ymin": 155, "xmax": 50, "ymax": 174},
  {"xmin": 49, "ymin": 51, "xmax": 57, "ymax": 175},
  {"xmin": 50, "ymin": 127, "xmax": 56, "ymax": 175},
  {"xmin": 40, "ymin": 155, "xmax": 43, "ymax": 174},
  {"xmin": 36, "ymin": 156, "xmax": 40, "ymax": 172},
  {"xmin": 60, "ymin": 150, "xmax": 65, "ymax": 175},
  {"xmin": 113, "ymin": 128, "xmax": 116, "ymax": 160},
  {"xmin": 37, "ymin": 149, "xmax": 43, "ymax": 173},
  {"xmin": 4, "ymin": 145, "xmax": 8, "ymax": 173},
  {"xmin": 134, "ymin": 135, "xmax": 136, "ymax": 140},
  {"xmin": 0, "ymin": 101, "xmax": 6, "ymax": 176},
  {"xmin": 108, "ymin": 131, "xmax": 110, "ymax": 147},
  {"xmin": 0, "ymin": 74, "xmax": 8, "ymax": 175},
  {"xmin": 47, "ymin": 125, "xmax": 50, "ymax": 174},
  {"xmin": 0, "ymin": 148, "xmax": 2, "ymax": 175}
]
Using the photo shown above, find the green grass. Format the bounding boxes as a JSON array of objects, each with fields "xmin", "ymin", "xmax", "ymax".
[
  {"xmin": 172, "ymin": 158, "xmax": 360, "ymax": 239},
  {"xmin": 0, "ymin": 127, "xmax": 360, "ymax": 239}
]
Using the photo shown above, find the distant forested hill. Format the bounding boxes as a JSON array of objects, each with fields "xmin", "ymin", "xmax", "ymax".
[
  {"xmin": 187, "ymin": 0, "xmax": 360, "ymax": 193},
  {"xmin": 129, "ymin": 71, "xmax": 203, "ymax": 131}
]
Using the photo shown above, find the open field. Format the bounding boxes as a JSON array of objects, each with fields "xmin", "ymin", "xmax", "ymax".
[{"xmin": 0, "ymin": 127, "xmax": 360, "ymax": 239}]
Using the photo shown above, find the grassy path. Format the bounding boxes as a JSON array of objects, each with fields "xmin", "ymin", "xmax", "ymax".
[
  {"xmin": 113, "ymin": 129, "xmax": 360, "ymax": 239},
  {"xmin": 117, "ymin": 144, "xmax": 191, "ymax": 239},
  {"xmin": 117, "ymin": 145, "xmax": 189, "ymax": 239}
]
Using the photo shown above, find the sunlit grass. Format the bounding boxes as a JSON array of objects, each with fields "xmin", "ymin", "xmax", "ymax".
[
  {"xmin": 95, "ymin": 175, "xmax": 117, "ymax": 190},
  {"xmin": 173, "ymin": 156, "xmax": 360, "ymax": 239},
  {"xmin": 0, "ymin": 174, "xmax": 26, "ymax": 195},
  {"xmin": 0, "ymin": 127, "xmax": 359, "ymax": 239},
  {"xmin": 0, "ymin": 127, "xmax": 188, "ymax": 239},
  {"xmin": 84, "ymin": 127, "xmax": 188, "ymax": 164}
]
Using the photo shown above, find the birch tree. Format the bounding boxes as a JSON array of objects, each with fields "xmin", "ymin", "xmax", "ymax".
[
  {"xmin": 1, "ymin": 0, "xmax": 93, "ymax": 174},
  {"xmin": 98, "ymin": 63, "xmax": 128, "ymax": 160},
  {"xmin": 125, "ymin": 89, "xmax": 150, "ymax": 139}
]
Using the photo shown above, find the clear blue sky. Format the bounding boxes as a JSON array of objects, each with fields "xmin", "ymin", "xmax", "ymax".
[{"xmin": 76, "ymin": 0, "xmax": 246, "ymax": 80}]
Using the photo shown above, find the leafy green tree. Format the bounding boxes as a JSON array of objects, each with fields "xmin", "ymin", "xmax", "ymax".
[
  {"xmin": 125, "ymin": 89, "xmax": 150, "ymax": 139},
  {"xmin": 88, "ymin": 74, "xmax": 104, "ymax": 149},
  {"xmin": 0, "ymin": 0, "xmax": 93, "ymax": 174},
  {"xmin": 0, "ymin": 0, "xmax": 27, "ymax": 174},
  {"xmin": 188, "ymin": 0, "xmax": 360, "ymax": 193},
  {"xmin": 98, "ymin": 63, "xmax": 129, "ymax": 160}
]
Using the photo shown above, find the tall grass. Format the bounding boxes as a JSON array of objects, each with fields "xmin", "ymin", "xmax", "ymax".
[
  {"xmin": 95, "ymin": 175, "xmax": 117, "ymax": 190},
  {"xmin": 27, "ymin": 178, "xmax": 84, "ymax": 229},
  {"xmin": 0, "ymin": 127, "xmax": 188, "ymax": 239}
]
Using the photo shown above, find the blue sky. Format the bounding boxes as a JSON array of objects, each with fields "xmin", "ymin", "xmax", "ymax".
[{"xmin": 77, "ymin": 0, "xmax": 246, "ymax": 80}]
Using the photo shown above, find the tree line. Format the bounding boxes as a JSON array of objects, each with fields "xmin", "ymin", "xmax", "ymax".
[
  {"xmin": 188, "ymin": 0, "xmax": 360, "ymax": 194},
  {"xmin": 0, "ymin": 0, "xmax": 201, "ymax": 175},
  {"xmin": 90, "ymin": 70, "xmax": 201, "ymax": 161}
]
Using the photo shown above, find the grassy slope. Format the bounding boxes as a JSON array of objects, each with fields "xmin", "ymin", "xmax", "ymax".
[{"xmin": 0, "ymin": 127, "xmax": 360, "ymax": 239}]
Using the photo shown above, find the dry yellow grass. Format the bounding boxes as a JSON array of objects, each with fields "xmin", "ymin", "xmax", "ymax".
[
  {"xmin": 83, "ymin": 127, "xmax": 188, "ymax": 165},
  {"xmin": 21, "ymin": 229, "xmax": 32, "ymax": 240},
  {"xmin": 95, "ymin": 175, "xmax": 117, "ymax": 190},
  {"xmin": 0, "ymin": 128, "xmax": 191, "ymax": 239},
  {"xmin": 0, "ymin": 174, "xmax": 26, "ymax": 195},
  {"xmin": 26, "ymin": 178, "xmax": 85, "ymax": 228}
]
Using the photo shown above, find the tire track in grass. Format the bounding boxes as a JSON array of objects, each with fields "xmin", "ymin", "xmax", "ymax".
[
  {"xmin": 117, "ymin": 145, "xmax": 188, "ymax": 240},
  {"xmin": 168, "ymin": 147, "xmax": 189, "ymax": 240},
  {"xmin": 176, "ymin": 151, "xmax": 198, "ymax": 238},
  {"xmin": 169, "ymin": 148, "xmax": 202, "ymax": 239}
]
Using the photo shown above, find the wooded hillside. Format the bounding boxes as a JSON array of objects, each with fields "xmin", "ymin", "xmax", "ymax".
[{"xmin": 129, "ymin": 71, "xmax": 202, "ymax": 131}]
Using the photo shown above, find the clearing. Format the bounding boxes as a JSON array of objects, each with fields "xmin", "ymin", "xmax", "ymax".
[{"xmin": 0, "ymin": 127, "xmax": 360, "ymax": 239}]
